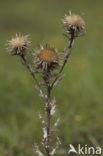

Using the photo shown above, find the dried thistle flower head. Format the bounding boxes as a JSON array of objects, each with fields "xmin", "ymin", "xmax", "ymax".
[
  {"xmin": 63, "ymin": 13, "xmax": 85, "ymax": 36},
  {"xmin": 35, "ymin": 45, "xmax": 60, "ymax": 72},
  {"xmin": 7, "ymin": 33, "xmax": 31, "ymax": 55}
]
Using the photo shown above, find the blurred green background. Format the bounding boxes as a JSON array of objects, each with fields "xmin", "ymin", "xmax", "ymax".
[{"xmin": 0, "ymin": 0, "xmax": 103, "ymax": 155}]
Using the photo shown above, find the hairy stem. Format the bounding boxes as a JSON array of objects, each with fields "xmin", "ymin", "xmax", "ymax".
[
  {"xmin": 43, "ymin": 70, "xmax": 51, "ymax": 156},
  {"xmin": 46, "ymin": 86, "xmax": 51, "ymax": 156}
]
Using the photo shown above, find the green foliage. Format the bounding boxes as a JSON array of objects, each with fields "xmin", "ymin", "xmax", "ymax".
[{"xmin": 0, "ymin": 0, "xmax": 103, "ymax": 155}]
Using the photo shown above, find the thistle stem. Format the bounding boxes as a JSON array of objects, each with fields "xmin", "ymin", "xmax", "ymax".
[
  {"xmin": 59, "ymin": 34, "xmax": 74, "ymax": 73},
  {"xmin": 43, "ymin": 70, "xmax": 51, "ymax": 156},
  {"xmin": 51, "ymin": 34, "xmax": 75, "ymax": 89},
  {"xmin": 46, "ymin": 86, "xmax": 51, "ymax": 156},
  {"xmin": 44, "ymin": 34, "xmax": 75, "ymax": 156},
  {"xmin": 20, "ymin": 55, "xmax": 44, "ymax": 98}
]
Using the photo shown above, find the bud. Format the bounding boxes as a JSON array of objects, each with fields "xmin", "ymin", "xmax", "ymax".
[{"xmin": 7, "ymin": 33, "xmax": 31, "ymax": 55}]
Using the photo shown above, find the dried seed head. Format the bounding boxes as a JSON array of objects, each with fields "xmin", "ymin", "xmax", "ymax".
[
  {"xmin": 7, "ymin": 33, "xmax": 31, "ymax": 55},
  {"xmin": 63, "ymin": 13, "xmax": 85, "ymax": 36},
  {"xmin": 35, "ymin": 46, "xmax": 60, "ymax": 72}
]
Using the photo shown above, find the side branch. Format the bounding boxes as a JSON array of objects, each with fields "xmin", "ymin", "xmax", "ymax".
[
  {"xmin": 51, "ymin": 34, "xmax": 75, "ymax": 88},
  {"xmin": 20, "ymin": 55, "xmax": 45, "ymax": 98}
]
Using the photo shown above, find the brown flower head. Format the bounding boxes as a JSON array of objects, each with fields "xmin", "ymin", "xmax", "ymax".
[
  {"xmin": 63, "ymin": 13, "xmax": 85, "ymax": 36},
  {"xmin": 35, "ymin": 45, "xmax": 60, "ymax": 72},
  {"xmin": 7, "ymin": 33, "xmax": 31, "ymax": 55}
]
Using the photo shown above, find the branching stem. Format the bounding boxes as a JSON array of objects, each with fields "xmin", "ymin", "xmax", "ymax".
[
  {"xmin": 19, "ymin": 33, "xmax": 75, "ymax": 156},
  {"xmin": 44, "ymin": 33, "xmax": 75, "ymax": 156}
]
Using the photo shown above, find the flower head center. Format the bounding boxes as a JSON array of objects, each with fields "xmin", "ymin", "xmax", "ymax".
[
  {"xmin": 11, "ymin": 37, "xmax": 26, "ymax": 48},
  {"xmin": 65, "ymin": 14, "xmax": 85, "ymax": 27},
  {"xmin": 39, "ymin": 48, "xmax": 58, "ymax": 63}
]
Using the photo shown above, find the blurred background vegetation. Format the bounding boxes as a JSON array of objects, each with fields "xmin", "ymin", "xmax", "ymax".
[{"xmin": 0, "ymin": 0, "xmax": 103, "ymax": 155}]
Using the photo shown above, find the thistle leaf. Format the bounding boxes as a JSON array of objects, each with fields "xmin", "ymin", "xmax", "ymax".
[
  {"xmin": 35, "ymin": 144, "xmax": 44, "ymax": 156},
  {"xmin": 53, "ymin": 75, "xmax": 64, "ymax": 87}
]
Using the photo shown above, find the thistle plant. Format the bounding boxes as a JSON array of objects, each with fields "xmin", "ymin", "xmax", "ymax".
[{"xmin": 6, "ymin": 12, "xmax": 85, "ymax": 156}]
